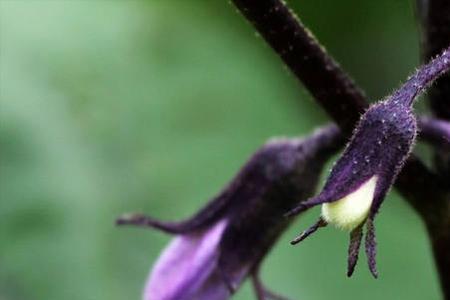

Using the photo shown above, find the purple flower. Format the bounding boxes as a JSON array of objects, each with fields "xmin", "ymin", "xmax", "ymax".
[
  {"xmin": 117, "ymin": 125, "xmax": 341, "ymax": 300},
  {"xmin": 143, "ymin": 219, "xmax": 230, "ymax": 300},
  {"xmin": 288, "ymin": 101, "xmax": 416, "ymax": 278},
  {"xmin": 286, "ymin": 46, "xmax": 450, "ymax": 278}
]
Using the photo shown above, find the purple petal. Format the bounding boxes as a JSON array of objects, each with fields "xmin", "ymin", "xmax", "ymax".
[
  {"xmin": 122, "ymin": 125, "xmax": 342, "ymax": 298},
  {"xmin": 144, "ymin": 220, "xmax": 230, "ymax": 300}
]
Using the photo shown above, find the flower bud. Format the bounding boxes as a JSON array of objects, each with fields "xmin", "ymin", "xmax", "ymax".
[
  {"xmin": 286, "ymin": 46, "xmax": 450, "ymax": 278},
  {"xmin": 117, "ymin": 125, "xmax": 341, "ymax": 300},
  {"xmin": 287, "ymin": 101, "xmax": 416, "ymax": 278},
  {"xmin": 288, "ymin": 101, "xmax": 417, "ymax": 223}
]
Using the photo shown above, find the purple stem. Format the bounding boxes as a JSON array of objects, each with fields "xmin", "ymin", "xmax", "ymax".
[
  {"xmin": 419, "ymin": 117, "xmax": 450, "ymax": 149},
  {"xmin": 390, "ymin": 46, "xmax": 450, "ymax": 107}
]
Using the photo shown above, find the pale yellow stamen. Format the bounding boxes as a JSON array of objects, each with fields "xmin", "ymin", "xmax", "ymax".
[{"xmin": 321, "ymin": 176, "xmax": 378, "ymax": 230}]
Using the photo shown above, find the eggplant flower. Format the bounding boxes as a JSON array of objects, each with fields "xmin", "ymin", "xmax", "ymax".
[
  {"xmin": 286, "ymin": 46, "xmax": 450, "ymax": 278},
  {"xmin": 117, "ymin": 125, "xmax": 341, "ymax": 300}
]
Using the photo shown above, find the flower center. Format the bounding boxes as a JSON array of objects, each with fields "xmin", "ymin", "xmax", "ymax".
[{"xmin": 321, "ymin": 176, "xmax": 378, "ymax": 230}]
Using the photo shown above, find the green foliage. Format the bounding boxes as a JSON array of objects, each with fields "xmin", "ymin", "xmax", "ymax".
[{"xmin": 0, "ymin": 1, "xmax": 440, "ymax": 299}]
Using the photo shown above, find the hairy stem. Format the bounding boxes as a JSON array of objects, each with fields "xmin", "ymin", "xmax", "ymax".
[
  {"xmin": 390, "ymin": 46, "xmax": 450, "ymax": 107},
  {"xmin": 231, "ymin": 0, "xmax": 367, "ymax": 134}
]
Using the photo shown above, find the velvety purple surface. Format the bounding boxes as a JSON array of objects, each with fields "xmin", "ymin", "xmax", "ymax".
[
  {"xmin": 144, "ymin": 220, "xmax": 230, "ymax": 300},
  {"xmin": 287, "ymin": 100, "xmax": 417, "ymax": 278},
  {"xmin": 287, "ymin": 101, "xmax": 416, "ymax": 218},
  {"xmin": 120, "ymin": 125, "xmax": 342, "ymax": 300}
]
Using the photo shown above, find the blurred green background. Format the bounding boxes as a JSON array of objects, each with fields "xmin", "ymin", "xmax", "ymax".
[{"xmin": 0, "ymin": 0, "xmax": 441, "ymax": 299}]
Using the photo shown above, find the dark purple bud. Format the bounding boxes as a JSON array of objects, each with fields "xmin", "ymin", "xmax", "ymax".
[
  {"xmin": 287, "ymin": 100, "xmax": 417, "ymax": 227},
  {"xmin": 287, "ymin": 46, "xmax": 450, "ymax": 278},
  {"xmin": 117, "ymin": 125, "xmax": 342, "ymax": 300}
]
